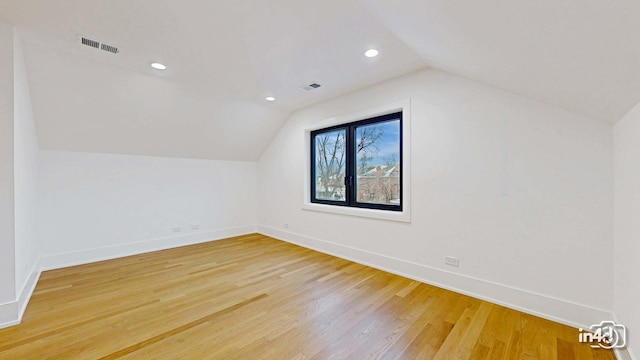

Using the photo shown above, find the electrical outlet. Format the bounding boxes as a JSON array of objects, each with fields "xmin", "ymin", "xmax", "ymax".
[
  {"xmin": 284, "ymin": 223, "xmax": 289, "ymax": 229},
  {"xmin": 191, "ymin": 224, "xmax": 200, "ymax": 230},
  {"xmin": 172, "ymin": 226, "xmax": 182, "ymax": 233},
  {"xmin": 445, "ymin": 256, "xmax": 459, "ymax": 267}
]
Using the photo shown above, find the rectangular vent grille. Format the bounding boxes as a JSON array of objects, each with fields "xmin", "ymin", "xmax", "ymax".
[
  {"xmin": 79, "ymin": 35, "xmax": 119, "ymax": 54},
  {"xmin": 100, "ymin": 43, "xmax": 119, "ymax": 54},
  {"xmin": 302, "ymin": 82, "xmax": 322, "ymax": 91},
  {"xmin": 81, "ymin": 37, "xmax": 100, "ymax": 49}
]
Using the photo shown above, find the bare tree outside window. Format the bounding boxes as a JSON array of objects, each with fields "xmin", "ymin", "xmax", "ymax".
[{"xmin": 314, "ymin": 129, "xmax": 346, "ymax": 201}]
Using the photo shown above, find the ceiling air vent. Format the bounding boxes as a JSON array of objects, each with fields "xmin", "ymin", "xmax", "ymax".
[
  {"xmin": 80, "ymin": 37, "xmax": 100, "ymax": 49},
  {"xmin": 78, "ymin": 35, "xmax": 120, "ymax": 54},
  {"xmin": 100, "ymin": 43, "xmax": 119, "ymax": 54},
  {"xmin": 301, "ymin": 82, "xmax": 322, "ymax": 91}
]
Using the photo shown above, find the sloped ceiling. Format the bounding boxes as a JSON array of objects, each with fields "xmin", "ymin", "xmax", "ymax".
[
  {"xmin": 0, "ymin": 0, "xmax": 425, "ymax": 160},
  {"xmin": 2, "ymin": 0, "xmax": 640, "ymax": 160},
  {"xmin": 359, "ymin": 0, "xmax": 640, "ymax": 122}
]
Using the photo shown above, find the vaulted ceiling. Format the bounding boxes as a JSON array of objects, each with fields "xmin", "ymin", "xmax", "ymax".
[{"xmin": 2, "ymin": 0, "xmax": 639, "ymax": 160}]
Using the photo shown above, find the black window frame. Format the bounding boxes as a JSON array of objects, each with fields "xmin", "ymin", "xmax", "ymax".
[{"xmin": 310, "ymin": 111, "xmax": 403, "ymax": 212}]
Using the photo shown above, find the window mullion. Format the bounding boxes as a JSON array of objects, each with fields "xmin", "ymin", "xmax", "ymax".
[{"xmin": 346, "ymin": 125, "xmax": 355, "ymax": 206}]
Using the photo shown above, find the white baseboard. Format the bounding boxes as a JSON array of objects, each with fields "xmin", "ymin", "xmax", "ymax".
[
  {"xmin": 612, "ymin": 312, "xmax": 637, "ymax": 360},
  {"xmin": 615, "ymin": 347, "xmax": 635, "ymax": 360},
  {"xmin": 0, "ymin": 301, "xmax": 18, "ymax": 329},
  {"xmin": 17, "ymin": 259, "xmax": 41, "ymax": 320},
  {"xmin": 0, "ymin": 225, "xmax": 256, "ymax": 329},
  {"xmin": 39, "ymin": 225, "xmax": 256, "ymax": 271},
  {"xmin": 257, "ymin": 225, "xmax": 613, "ymax": 331},
  {"xmin": 0, "ymin": 259, "xmax": 41, "ymax": 329}
]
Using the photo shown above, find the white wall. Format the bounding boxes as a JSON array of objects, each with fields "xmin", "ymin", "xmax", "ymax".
[
  {"xmin": 1, "ymin": 25, "xmax": 261, "ymax": 326},
  {"xmin": 0, "ymin": 22, "xmax": 16, "ymax": 306},
  {"xmin": 613, "ymin": 102, "xmax": 640, "ymax": 359},
  {"xmin": 13, "ymin": 30, "xmax": 40, "ymax": 298},
  {"xmin": 258, "ymin": 69, "xmax": 613, "ymax": 327},
  {"xmin": 37, "ymin": 150, "xmax": 257, "ymax": 268}
]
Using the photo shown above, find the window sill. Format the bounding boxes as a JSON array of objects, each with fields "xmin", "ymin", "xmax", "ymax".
[{"xmin": 302, "ymin": 202, "xmax": 411, "ymax": 223}]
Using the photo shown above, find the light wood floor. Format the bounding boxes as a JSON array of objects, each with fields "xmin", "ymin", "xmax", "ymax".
[{"xmin": 0, "ymin": 234, "xmax": 615, "ymax": 359}]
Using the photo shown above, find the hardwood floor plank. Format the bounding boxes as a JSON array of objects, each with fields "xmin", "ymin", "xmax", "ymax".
[
  {"xmin": 0, "ymin": 234, "xmax": 616, "ymax": 359},
  {"xmin": 99, "ymin": 294, "xmax": 268, "ymax": 359}
]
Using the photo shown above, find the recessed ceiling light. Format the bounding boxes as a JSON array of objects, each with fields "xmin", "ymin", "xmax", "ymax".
[
  {"xmin": 265, "ymin": 96, "xmax": 276, "ymax": 102},
  {"xmin": 151, "ymin": 62, "xmax": 166, "ymax": 70},
  {"xmin": 364, "ymin": 49, "xmax": 379, "ymax": 58}
]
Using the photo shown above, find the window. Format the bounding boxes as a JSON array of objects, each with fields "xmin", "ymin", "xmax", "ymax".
[{"xmin": 310, "ymin": 112, "xmax": 402, "ymax": 211}]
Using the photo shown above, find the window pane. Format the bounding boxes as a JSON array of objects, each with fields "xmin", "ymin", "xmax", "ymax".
[
  {"xmin": 314, "ymin": 129, "xmax": 347, "ymax": 201},
  {"xmin": 355, "ymin": 119, "xmax": 401, "ymax": 206}
]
